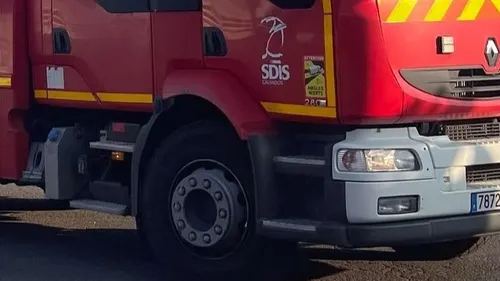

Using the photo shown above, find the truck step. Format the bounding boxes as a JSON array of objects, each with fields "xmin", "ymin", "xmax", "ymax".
[
  {"xmin": 273, "ymin": 155, "xmax": 326, "ymax": 176},
  {"xmin": 258, "ymin": 219, "xmax": 345, "ymax": 245},
  {"xmin": 89, "ymin": 180, "xmax": 129, "ymax": 205},
  {"xmin": 18, "ymin": 142, "xmax": 45, "ymax": 186},
  {"xmin": 69, "ymin": 199, "xmax": 128, "ymax": 215},
  {"xmin": 261, "ymin": 218, "xmax": 320, "ymax": 232},
  {"xmin": 89, "ymin": 140, "xmax": 134, "ymax": 153}
]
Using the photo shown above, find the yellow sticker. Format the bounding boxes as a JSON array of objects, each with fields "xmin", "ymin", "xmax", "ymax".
[{"xmin": 304, "ymin": 56, "xmax": 326, "ymax": 99}]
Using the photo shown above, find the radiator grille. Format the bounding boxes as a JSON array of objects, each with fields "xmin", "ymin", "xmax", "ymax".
[
  {"xmin": 401, "ymin": 68, "xmax": 500, "ymax": 99},
  {"xmin": 466, "ymin": 164, "xmax": 500, "ymax": 183},
  {"xmin": 445, "ymin": 120, "xmax": 500, "ymax": 141},
  {"xmin": 451, "ymin": 69, "xmax": 500, "ymax": 99}
]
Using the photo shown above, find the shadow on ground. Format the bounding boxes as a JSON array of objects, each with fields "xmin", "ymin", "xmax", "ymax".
[
  {"xmin": 0, "ymin": 200, "xmax": 420, "ymax": 281},
  {"xmin": 0, "ymin": 196, "xmax": 69, "ymax": 211}
]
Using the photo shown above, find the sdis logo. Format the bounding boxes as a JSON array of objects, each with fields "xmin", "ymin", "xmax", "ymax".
[
  {"xmin": 261, "ymin": 61, "xmax": 290, "ymax": 86},
  {"xmin": 260, "ymin": 16, "xmax": 290, "ymax": 86}
]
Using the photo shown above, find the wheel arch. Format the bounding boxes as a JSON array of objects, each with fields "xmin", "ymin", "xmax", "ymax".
[{"xmin": 131, "ymin": 70, "xmax": 274, "ymax": 216}]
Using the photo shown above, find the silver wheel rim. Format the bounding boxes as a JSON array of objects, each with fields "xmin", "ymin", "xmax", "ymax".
[{"xmin": 169, "ymin": 159, "xmax": 249, "ymax": 259}]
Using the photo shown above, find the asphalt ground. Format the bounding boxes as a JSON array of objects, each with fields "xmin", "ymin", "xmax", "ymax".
[{"xmin": 1, "ymin": 184, "xmax": 500, "ymax": 281}]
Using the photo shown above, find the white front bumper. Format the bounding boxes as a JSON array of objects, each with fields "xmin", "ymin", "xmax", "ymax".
[{"xmin": 333, "ymin": 127, "xmax": 500, "ymax": 224}]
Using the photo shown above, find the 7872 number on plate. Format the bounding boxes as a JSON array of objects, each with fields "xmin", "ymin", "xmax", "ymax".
[{"xmin": 471, "ymin": 191, "xmax": 500, "ymax": 213}]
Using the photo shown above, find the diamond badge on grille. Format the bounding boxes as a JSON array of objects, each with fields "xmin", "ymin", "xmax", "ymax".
[{"xmin": 485, "ymin": 38, "xmax": 499, "ymax": 67}]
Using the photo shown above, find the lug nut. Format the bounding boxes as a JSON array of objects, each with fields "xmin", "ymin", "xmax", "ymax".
[
  {"xmin": 177, "ymin": 220, "xmax": 186, "ymax": 230},
  {"xmin": 203, "ymin": 234, "xmax": 211, "ymax": 244},
  {"xmin": 219, "ymin": 209, "xmax": 227, "ymax": 219},
  {"xmin": 189, "ymin": 177, "xmax": 197, "ymax": 187},
  {"xmin": 173, "ymin": 202, "xmax": 182, "ymax": 212},
  {"xmin": 189, "ymin": 232, "xmax": 197, "ymax": 241},
  {"xmin": 214, "ymin": 225, "xmax": 223, "ymax": 235},
  {"xmin": 214, "ymin": 192, "xmax": 223, "ymax": 201},
  {"xmin": 178, "ymin": 186, "xmax": 186, "ymax": 196},
  {"xmin": 203, "ymin": 179, "xmax": 211, "ymax": 189}
]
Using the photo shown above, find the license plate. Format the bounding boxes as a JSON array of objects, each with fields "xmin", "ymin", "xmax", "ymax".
[{"xmin": 471, "ymin": 191, "xmax": 500, "ymax": 213}]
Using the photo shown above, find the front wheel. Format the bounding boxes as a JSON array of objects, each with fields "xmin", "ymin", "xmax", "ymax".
[
  {"xmin": 392, "ymin": 236, "xmax": 492, "ymax": 260},
  {"xmin": 137, "ymin": 121, "xmax": 298, "ymax": 281}
]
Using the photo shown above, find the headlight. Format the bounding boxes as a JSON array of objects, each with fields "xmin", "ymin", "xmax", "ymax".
[{"xmin": 337, "ymin": 149, "xmax": 419, "ymax": 172}]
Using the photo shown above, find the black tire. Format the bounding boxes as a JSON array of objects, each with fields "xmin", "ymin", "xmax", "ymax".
[
  {"xmin": 137, "ymin": 120, "xmax": 298, "ymax": 281},
  {"xmin": 392, "ymin": 236, "xmax": 492, "ymax": 260},
  {"xmin": 135, "ymin": 215, "xmax": 155, "ymax": 260}
]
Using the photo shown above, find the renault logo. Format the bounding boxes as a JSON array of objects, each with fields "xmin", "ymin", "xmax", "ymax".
[{"xmin": 485, "ymin": 38, "xmax": 499, "ymax": 67}]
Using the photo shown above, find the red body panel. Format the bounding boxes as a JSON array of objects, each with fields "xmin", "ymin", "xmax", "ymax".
[
  {"xmin": 151, "ymin": 12, "xmax": 204, "ymax": 96},
  {"xmin": 21, "ymin": 1, "xmax": 500, "ymax": 126},
  {"xmin": 0, "ymin": 0, "xmax": 29, "ymax": 179},
  {"xmin": 5, "ymin": 0, "xmax": 500, "ymax": 182},
  {"xmin": 202, "ymin": 0, "xmax": 337, "ymax": 122},
  {"xmin": 29, "ymin": 0, "xmax": 154, "ymax": 111},
  {"xmin": 378, "ymin": 0, "xmax": 500, "ymax": 123},
  {"xmin": 336, "ymin": 0, "xmax": 500, "ymax": 124},
  {"xmin": 334, "ymin": 0, "xmax": 404, "ymax": 124},
  {"xmin": 162, "ymin": 70, "xmax": 274, "ymax": 138}
]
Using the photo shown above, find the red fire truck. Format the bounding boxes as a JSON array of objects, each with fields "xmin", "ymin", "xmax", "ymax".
[{"xmin": 3, "ymin": 0, "xmax": 500, "ymax": 279}]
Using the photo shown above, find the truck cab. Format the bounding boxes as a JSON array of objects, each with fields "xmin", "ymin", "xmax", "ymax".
[{"xmin": 3, "ymin": 0, "xmax": 500, "ymax": 280}]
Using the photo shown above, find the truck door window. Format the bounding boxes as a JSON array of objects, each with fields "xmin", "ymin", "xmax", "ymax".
[
  {"xmin": 269, "ymin": 0, "xmax": 315, "ymax": 9},
  {"xmin": 149, "ymin": 0, "xmax": 201, "ymax": 11},
  {"xmin": 95, "ymin": 0, "xmax": 200, "ymax": 13},
  {"xmin": 94, "ymin": 0, "xmax": 149, "ymax": 13}
]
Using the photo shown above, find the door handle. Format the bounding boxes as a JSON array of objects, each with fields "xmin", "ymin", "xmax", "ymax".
[
  {"xmin": 52, "ymin": 28, "xmax": 72, "ymax": 54},
  {"xmin": 203, "ymin": 27, "xmax": 227, "ymax": 57}
]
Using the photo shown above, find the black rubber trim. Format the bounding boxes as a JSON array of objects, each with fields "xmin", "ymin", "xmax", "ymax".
[
  {"xmin": 325, "ymin": 141, "xmax": 348, "ymax": 222},
  {"xmin": 247, "ymin": 135, "xmax": 281, "ymax": 220},
  {"xmin": 130, "ymin": 112, "xmax": 158, "ymax": 215},
  {"xmin": 153, "ymin": 95, "xmax": 164, "ymax": 112},
  {"xmin": 324, "ymin": 181, "xmax": 348, "ymax": 222},
  {"xmin": 203, "ymin": 27, "xmax": 227, "ymax": 57},
  {"xmin": 94, "ymin": 0, "xmax": 201, "ymax": 13},
  {"xmin": 269, "ymin": 0, "xmax": 316, "ymax": 9},
  {"xmin": 274, "ymin": 157, "xmax": 325, "ymax": 177},
  {"xmin": 94, "ymin": 0, "xmax": 150, "ymax": 13},
  {"xmin": 150, "ymin": 0, "xmax": 201, "ymax": 11},
  {"xmin": 260, "ymin": 211, "xmax": 500, "ymax": 248},
  {"xmin": 52, "ymin": 28, "xmax": 72, "ymax": 54}
]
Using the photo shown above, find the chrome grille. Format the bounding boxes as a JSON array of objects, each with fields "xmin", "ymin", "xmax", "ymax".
[
  {"xmin": 445, "ymin": 120, "xmax": 500, "ymax": 141},
  {"xmin": 466, "ymin": 164, "xmax": 500, "ymax": 183},
  {"xmin": 401, "ymin": 68, "xmax": 500, "ymax": 99},
  {"xmin": 450, "ymin": 69, "xmax": 500, "ymax": 99}
]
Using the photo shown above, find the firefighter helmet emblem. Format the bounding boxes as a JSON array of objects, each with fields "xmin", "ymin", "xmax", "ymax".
[
  {"xmin": 485, "ymin": 38, "xmax": 499, "ymax": 68},
  {"xmin": 261, "ymin": 16, "xmax": 287, "ymax": 60}
]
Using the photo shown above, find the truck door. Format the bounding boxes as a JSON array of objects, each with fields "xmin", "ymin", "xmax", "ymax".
[
  {"xmin": 0, "ymin": 0, "xmax": 30, "ymax": 180},
  {"xmin": 202, "ymin": 0, "xmax": 335, "ymax": 120},
  {"xmin": 37, "ymin": 0, "xmax": 154, "ymax": 111},
  {"xmin": 149, "ymin": 0, "xmax": 204, "ymax": 95}
]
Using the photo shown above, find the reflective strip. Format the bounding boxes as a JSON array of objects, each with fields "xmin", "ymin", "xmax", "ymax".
[
  {"xmin": 424, "ymin": 0, "xmax": 453, "ymax": 21},
  {"xmin": 322, "ymin": 0, "xmax": 332, "ymax": 14},
  {"xmin": 35, "ymin": 90, "xmax": 152, "ymax": 104},
  {"xmin": 458, "ymin": 0, "xmax": 485, "ymax": 21},
  {"xmin": 34, "ymin": 90, "xmax": 47, "ymax": 98},
  {"xmin": 0, "ymin": 77, "xmax": 11, "ymax": 87},
  {"xmin": 492, "ymin": 0, "xmax": 500, "ymax": 12},
  {"xmin": 97, "ymin": 92, "xmax": 152, "ymax": 103},
  {"xmin": 261, "ymin": 102, "xmax": 336, "ymax": 118},
  {"xmin": 324, "ymin": 14, "xmax": 336, "ymax": 107},
  {"xmin": 386, "ymin": 0, "xmax": 419, "ymax": 23},
  {"xmin": 383, "ymin": 0, "xmax": 500, "ymax": 23},
  {"xmin": 47, "ymin": 90, "xmax": 96, "ymax": 101}
]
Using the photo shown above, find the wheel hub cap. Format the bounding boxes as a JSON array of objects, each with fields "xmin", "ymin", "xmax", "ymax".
[{"xmin": 171, "ymin": 167, "xmax": 246, "ymax": 249}]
